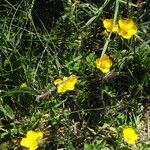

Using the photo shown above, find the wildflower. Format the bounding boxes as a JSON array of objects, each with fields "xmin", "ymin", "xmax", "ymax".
[
  {"xmin": 118, "ymin": 19, "xmax": 137, "ymax": 39},
  {"xmin": 123, "ymin": 127, "xmax": 138, "ymax": 145},
  {"xmin": 96, "ymin": 54, "xmax": 112, "ymax": 73},
  {"xmin": 20, "ymin": 83, "xmax": 28, "ymax": 89},
  {"xmin": 20, "ymin": 130, "xmax": 43, "ymax": 150},
  {"xmin": 54, "ymin": 75, "xmax": 77, "ymax": 93},
  {"xmin": 103, "ymin": 19, "xmax": 118, "ymax": 32}
]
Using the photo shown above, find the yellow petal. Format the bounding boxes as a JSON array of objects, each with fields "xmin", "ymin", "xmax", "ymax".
[
  {"xmin": 20, "ymin": 131, "xmax": 43, "ymax": 150},
  {"xmin": 118, "ymin": 28, "xmax": 133, "ymax": 39},
  {"xmin": 103, "ymin": 19, "xmax": 113, "ymax": 30},
  {"xmin": 27, "ymin": 130, "xmax": 38, "ymax": 139},
  {"xmin": 96, "ymin": 54, "xmax": 112, "ymax": 74},
  {"xmin": 26, "ymin": 131, "xmax": 43, "ymax": 145},
  {"xmin": 68, "ymin": 76, "xmax": 77, "ymax": 84},
  {"xmin": 29, "ymin": 141, "xmax": 39, "ymax": 150},
  {"xmin": 125, "ymin": 19, "xmax": 136, "ymax": 28},
  {"xmin": 56, "ymin": 75, "xmax": 77, "ymax": 93},
  {"xmin": 128, "ymin": 27, "xmax": 137, "ymax": 35},
  {"xmin": 20, "ymin": 138, "xmax": 31, "ymax": 148},
  {"xmin": 112, "ymin": 24, "xmax": 118, "ymax": 32},
  {"xmin": 54, "ymin": 79, "xmax": 62, "ymax": 85},
  {"xmin": 34, "ymin": 131, "xmax": 43, "ymax": 140},
  {"xmin": 118, "ymin": 19, "xmax": 137, "ymax": 39},
  {"xmin": 102, "ymin": 59, "xmax": 112, "ymax": 68},
  {"xmin": 103, "ymin": 19, "xmax": 118, "ymax": 32},
  {"xmin": 118, "ymin": 19, "xmax": 126, "ymax": 28},
  {"xmin": 121, "ymin": 34, "xmax": 132, "ymax": 39},
  {"xmin": 123, "ymin": 128, "xmax": 138, "ymax": 145},
  {"xmin": 96, "ymin": 58, "xmax": 100, "ymax": 69},
  {"xmin": 57, "ymin": 84, "xmax": 67, "ymax": 93},
  {"xmin": 67, "ymin": 76, "xmax": 77, "ymax": 90},
  {"xmin": 100, "ymin": 68, "xmax": 110, "ymax": 73}
]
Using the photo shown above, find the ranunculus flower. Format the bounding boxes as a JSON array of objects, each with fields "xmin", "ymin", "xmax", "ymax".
[
  {"xmin": 96, "ymin": 54, "xmax": 112, "ymax": 73},
  {"xmin": 123, "ymin": 127, "xmax": 138, "ymax": 145},
  {"xmin": 20, "ymin": 130, "xmax": 43, "ymax": 150},
  {"xmin": 118, "ymin": 19, "xmax": 137, "ymax": 39},
  {"xmin": 103, "ymin": 19, "xmax": 118, "ymax": 32},
  {"xmin": 54, "ymin": 75, "xmax": 77, "ymax": 93}
]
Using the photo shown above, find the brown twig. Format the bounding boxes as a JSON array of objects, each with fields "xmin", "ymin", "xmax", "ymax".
[{"xmin": 35, "ymin": 87, "xmax": 56, "ymax": 102}]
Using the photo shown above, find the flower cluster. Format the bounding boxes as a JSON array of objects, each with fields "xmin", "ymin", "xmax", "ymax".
[
  {"xmin": 20, "ymin": 127, "xmax": 139, "ymax": 149},
  {"xmin": 123, "ymin": 127, "xmax": 138, "ymax": 145},
  {"xmin": 103, "ymin": 18, "xmax": 137, "ymax": 39},
  {"xmin": 19, "ymin": 15, "xmax": 139, "ymax": 150},
  {"xmin": 20, "ymin": 130, "xmax": 43, "ymax": 150},
  {"xmin": 54, "ymin": 75, "xmax": 77, "ymax": 93}
]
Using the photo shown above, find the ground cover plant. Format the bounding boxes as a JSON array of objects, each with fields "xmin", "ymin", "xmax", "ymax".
[{"xmin": 0, "ymin": 0, "xmax": 150, "ymax": 149}]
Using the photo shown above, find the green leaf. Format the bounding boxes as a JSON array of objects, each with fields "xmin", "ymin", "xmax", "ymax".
[
  {"xmin": 84, "ymin": 143, "xmax": 103, "ymax": 150},
  {"xmin": 86, "ymin": 52, "xmax": 96, "ymax": 67},
  {"xmin": 0, "ymin": 104, "xmax": 15, "ymax": 119}
]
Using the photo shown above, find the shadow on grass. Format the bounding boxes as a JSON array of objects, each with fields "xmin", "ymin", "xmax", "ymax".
[{"xmin": 31, "ymin": 0, "xmax": 64, "ymax": 31}]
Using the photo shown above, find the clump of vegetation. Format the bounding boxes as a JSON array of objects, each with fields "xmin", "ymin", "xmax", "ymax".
[{"xmin": 0, "ymin": 0, "xmax": 150, "ymax": 149}]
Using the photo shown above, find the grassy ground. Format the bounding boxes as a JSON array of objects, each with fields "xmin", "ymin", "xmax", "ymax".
[{"xmin": 0, "ymin": 0, "xmax": 150, "ymax": 149}]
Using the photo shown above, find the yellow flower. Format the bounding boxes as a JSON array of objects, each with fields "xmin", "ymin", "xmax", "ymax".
[
  {"xmin": 123, "ymin": 127, "xmax": 138, "ymax": 145},
  {"xmin": 118, "ymin": 19, "xmax": 137, "ymax": 39},
  {"xmin": 54, "ymin": 75, "xmax": 77, "ymax": 93},
  {"xmin": 103, "ymin": 19, "xmax": 118, "ymax": 32},
  {"xmin": 20, "ymin": 83, "xmax": 28, "ymax": 89},
  {"xmin": 20, "ymin": 130, "xmax": 43, "ymax": 150},
  {"xmin": 96, "ymin": 54, "xmax": 112, "ymax": 73}
]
